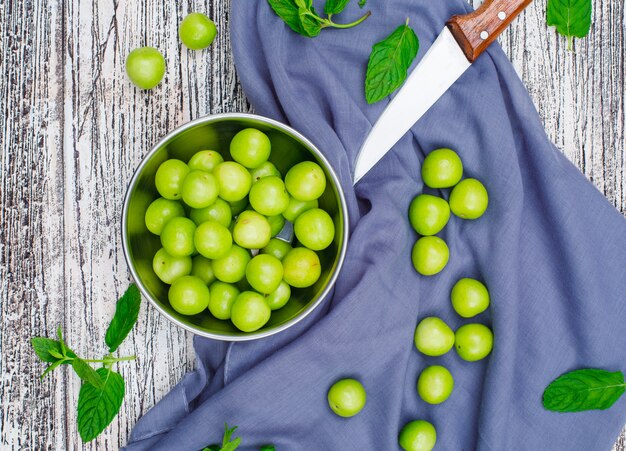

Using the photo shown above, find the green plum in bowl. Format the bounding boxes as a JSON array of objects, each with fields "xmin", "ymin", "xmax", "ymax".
[{"xmin": 122, "ymin": 113, "xmax": 348, "ymax": 341}]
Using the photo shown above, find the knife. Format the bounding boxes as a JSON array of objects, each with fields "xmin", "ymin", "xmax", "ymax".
[{"xmin": 353, "ymin": 0, "xmax": 533, "ymax": 183}]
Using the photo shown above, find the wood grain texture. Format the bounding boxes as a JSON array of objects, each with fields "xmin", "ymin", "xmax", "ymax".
[
  {"xmin": 0, "ymin": 0, "xmax": 623, "ymax": 449},
  {"xmin": 447, "ymin": 0, "xmax": 534, "ymax": 62}
]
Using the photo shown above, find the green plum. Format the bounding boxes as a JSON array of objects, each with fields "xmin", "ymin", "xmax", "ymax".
[
  {"xmin": 261, "ymin": 238, "xmax": 292, "ymax": 261},
  {"xmin": 188, "ymin": 150, "xmax": 224, "ymax": 172},
  {"xmin": 249, "ymin": 161, "xmax": 281, "ymax": 183},
  {"xmin": 214, "ymin": 161, "xmax": 252, "ymax": 202},
  {"xmin": 398, "ymin": 420, "xmax": 437, "ymax": 451},
  {"xmin": 421, "ymin": 148, "xmax": 463, "ymax": 188},
  {"xmin": 455, "ymin": 323, "xmax": 493, "ymax": 361},
  {"xmin": 229, "ymin": 197, "xmax": 249, "ymax": 216},
  {"xmin": 417, "ymin": 365, "xmax": 454, "ymax": 404},
  {"xmin": 408, "ymin": 194, "xmax": 450, "ymax": 236},
  {"xmin": 411, "ymin": 236, "xmax": 449, "ymax": 276},
  {"xmin": 179, "ymin": 12, "xmax": 217, "ymax": 50},
  {"xmin": 194, "ymin": 220, "xmax": 232, "ymax": 259},
  {"xmin": 282, "ymin": 247, "xmax": 321, "ymax": 288},
  {"xmin": 284, "ymin": 161, "xmax": 326, "ymax": 201},
  {"xmin": 451, "ymin": 278, "xmax": 490, "ymax": 318},
  {"xmin": 449, "ymin": 178, "xmax": 488, "ymax": 219},
  {"xmin": 145, "ymin": 198, "xmax": 185, "ymax": 235},
  {"xmin": 181, "ymin": 170, "xmax": 219, "ymax": 209},
  {"xmin": 168, "ymin": 275, "xmax": 210, "ymax": 315},
  {"xmin": 249, "ymin": 176, "xmax": 290, "ymax": 216},
  {"xmin": 230, "ymin": 291, "xmax": 271, "ymax": 332},
  {"xmin": 282, "ymin": 197, "xmax": 318, "ymax": 222},
  {"xmin": 414, "ymin": 317, "xmax": 455, "ymax": 356},
  {"xmin": 160, "ymin": 217, "xmax": 196, "ymax": 257},
  {"xmin": 125, "ymin": 47, "xmax": 166, "ymax": 90},
  {"xmin": 230, "ymin": 128, "xmax": 271, "ymax": 169},
  {"xmin": 189, "ymin": 198, "xmax": 232, "ymax": 228},
  {"xmin": 327, "ymin": 378, "xmax": 366, "ymax": 417},
  {"xmin": 212, "ymin": 244, "xmax": 251, "ymax": 283},
  {"xmin": 232, "ymin": 210, "xmax": 271, "ymax": 249},
  {"xmin": 208, "ymin": 281, "xmax": 240, "ymax": 320},
  {"xmin": 265, "ymin": 281, "xmax": 291, "ymax": 310},
  {"xmin": 267, "ymin": 215, "xmax": 286, "ymax": 237},
  {"xmin": 155, "ymin": 159, "xmax": 190, "ymax": 200},
  {"xmin": 190, "ymin": 255, "xmax": 216, "ymax": 285},
  {"xmin": 152, "ymin": 248, "xmax": 192, "ymax": 284},
  {"xmin": 245, "ymin": 254, "xmax": 283, "ymax": 294},
  {"xmin": 294, "ymin": 208, "xmax": 335, "ymax": 251}
]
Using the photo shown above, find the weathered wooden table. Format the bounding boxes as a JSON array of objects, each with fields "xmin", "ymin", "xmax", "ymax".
[{"xmin": 1, "ymin": 0, "xmax": 624, "ymax": 448}]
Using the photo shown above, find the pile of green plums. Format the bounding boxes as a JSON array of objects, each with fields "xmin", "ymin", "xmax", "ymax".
[
  {"xmin": 399, "ymin": 278, "xmax": 492, "ymax": 451},
  {"xmin": 408, "ymin": 148, "xmax": 489, "ymax": 276},
  {"xmin": 144, "ymin": 127, "xmax": 335, "ymax": 332}
]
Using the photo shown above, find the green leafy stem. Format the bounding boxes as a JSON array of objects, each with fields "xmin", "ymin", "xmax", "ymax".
[
  {"xmin": 305, "ymin": 9, "xmax": 371, "ymax": 30},
  {"xmin": 267, "ymin": 0, "xmax": 371, "ymax": 38},
  {"xmin": 83, "ymin": 355, "xmax": 137, "ymax": 365},
  {"xmin": 202, "ymin": 423, "xmax": 275, "ymax": 451},
  {"xmin": 31, "ymin": 284, "xmax": 142, "ymax": 442}
]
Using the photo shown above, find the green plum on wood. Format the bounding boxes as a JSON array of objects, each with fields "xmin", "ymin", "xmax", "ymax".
[{"xmin": 126, "ymin": 47, "xmax": 165, "ymax": 90}]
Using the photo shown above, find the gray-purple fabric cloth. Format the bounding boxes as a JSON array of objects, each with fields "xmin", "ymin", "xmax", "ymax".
[{"xmin": 124, "ymin": 0, "xmax": 626, "ymax": 449}]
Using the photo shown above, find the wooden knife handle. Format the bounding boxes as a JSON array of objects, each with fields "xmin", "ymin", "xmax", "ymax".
[{"xmin": 446, "ymin": 0, "xmax": 533, "ymax": 62}]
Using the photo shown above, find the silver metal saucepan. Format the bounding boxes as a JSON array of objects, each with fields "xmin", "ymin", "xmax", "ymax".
[{"xmin": 122, "ymin": 113, "xmax": 349, "ymax": 341}]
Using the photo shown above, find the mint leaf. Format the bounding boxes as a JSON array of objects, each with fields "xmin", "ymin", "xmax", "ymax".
[
  {"xmin": 546, "ymin": 0, "xmax": 592, "ymax": 50},
  {"xmin": 260, "ymin": 446, "xmax": 276, "ymax": 451},
  {"xmin": 72, "ymin": 358, "xmax": 105, "ymax": 390},
  {"xmin": 105, "ymin": 284, "xmax": 141, "ymax": 353},
  {"xmin": 267, "ymin": 0, "xmax": 305, "ymax": 35},
  {"xmin": 57, "ymin": 326, "xmax": 68, "ymax": 354},
  {"xmin": 202, "ymin": 447, "xmax": 220, "ymax": 451},
  {"xmin": 222, "ymin": 441, "xmax": 241, "ymax": 451},
  {"xmin": 77, "ymin": 368, "xmax": 125, "ymax": 442},
  {"xmin": 222, "ymin": 423, "xmax": 236, "ymax": 446},
  {"xmin": 31, "ymin": 337, "xmax": 64, "ymax": 363},
  {"xmin": 298, "ymin": 8, "xmax": 322, "ymax": 37},
  {"xmin": 220, "ymin": 423, "xmax": 241, "ymax": 450},
  {"xmin": 543, "ymin": 368, "xmax": 626, "ymax": 412},
  {"xmin": 358, "ymin": 0, "xmax": 366, "ymax": 7},
  {"xmin": 48, "ymin": 349, "xmax": 64, "ymax": 359},
  {"xmin": 325, "ymin": 0, "xmax": 351, "ymax": 15},
  {"xmin": 365, "ymin": 19, "xmax": 419, "ymax": 104},
  {"xmin": 41, "ymin": 359, "xmax": 65, "ymax": 379}
]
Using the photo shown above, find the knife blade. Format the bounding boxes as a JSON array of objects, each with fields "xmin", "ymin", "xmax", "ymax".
[{"xmin": 353, "ymin": 0, "xmax": 533, "ymax": 184}]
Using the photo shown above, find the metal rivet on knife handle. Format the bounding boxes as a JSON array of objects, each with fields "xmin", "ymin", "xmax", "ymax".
[{"xmin": 446, "ymin": 0, "xmax": 534, "ymax": 62}]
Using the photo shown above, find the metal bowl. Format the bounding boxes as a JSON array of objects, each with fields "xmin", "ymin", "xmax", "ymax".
[{"xmin": 122, "ymin": 113, "xmax": 349, "ymax": 341}]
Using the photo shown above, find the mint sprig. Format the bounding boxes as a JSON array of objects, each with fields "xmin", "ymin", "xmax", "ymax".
[
  {"xmin": 267, "ymin": 0, "xmax": 370, "ymax": 38},
  {"xmin": 30, "ymin": 283, "xmax": 141, "ymax": 442},
  {"xmin": 365, "ymin": 18, "xmax": 419, "ymax": 104},
  {"xmin": 543, "ymin": 368, "xmax": 626, "ymax": 412},
  {"xmin": 203, "ymin": 423, "xmax": 241, "ymax": 451},
  {"xmin": 546, "ymin": 0, "xmax": 592, "ymax": 51},
  {"xmin": 202, "ymin": 424, "xmax": 276, "ymax": 451}
]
